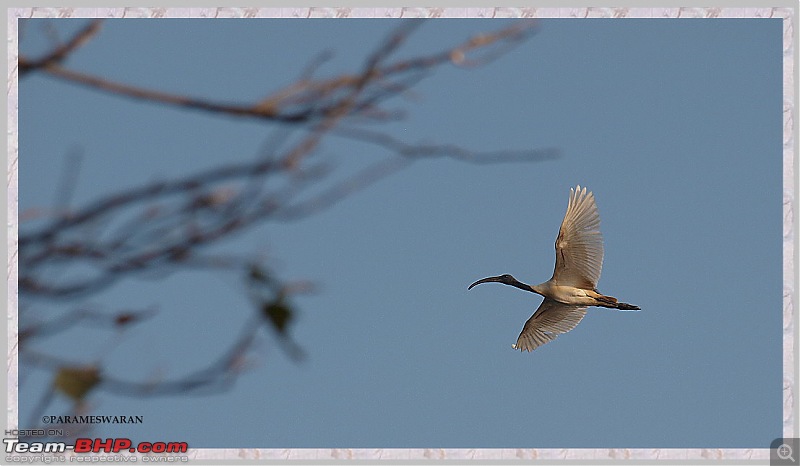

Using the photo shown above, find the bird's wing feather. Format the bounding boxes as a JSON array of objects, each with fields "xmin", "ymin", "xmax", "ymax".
[
  {"xmin": 551, "ymin": 185, "xmax": 604, "ymax": 289},
  {"xmin": 513, "ymin": 299, "xmax": 588, "ymax": 352}
]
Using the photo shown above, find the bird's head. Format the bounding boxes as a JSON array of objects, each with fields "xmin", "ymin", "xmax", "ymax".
[{"xmin": 468, "ymin": 274, "xmax": 523, "ymax": 290}]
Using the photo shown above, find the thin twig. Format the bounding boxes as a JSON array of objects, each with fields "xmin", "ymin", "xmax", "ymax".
[{"xmin": 18, "ymin": 19, "xmax": 103, "ymax": 75}]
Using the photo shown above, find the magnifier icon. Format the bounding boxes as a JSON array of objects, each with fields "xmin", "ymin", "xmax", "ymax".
[{"xmin": 778, "ymin": 443, "xmax": 795, "ymax": 462}]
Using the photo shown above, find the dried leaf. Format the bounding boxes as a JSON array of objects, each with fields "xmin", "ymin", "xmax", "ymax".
[
  {"xmin": 261, "ymin": 301, "xmax": 293, "ymax": 334},
  {"xmin": 54, "ymin": 366, "xmax": 101, "ymax": 401}
]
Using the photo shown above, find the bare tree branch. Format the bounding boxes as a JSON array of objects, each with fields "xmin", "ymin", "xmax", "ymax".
[
  {"xmin": 19, "ymin": 20, "xmax": 538, "ymax": 124},
  {"xmin": 18, "ymin": 19, "xmax": 103, "ymax": 75},
  {"xmin": 18, "ymin": 20, "xmax": 551, "ymax": 424}
]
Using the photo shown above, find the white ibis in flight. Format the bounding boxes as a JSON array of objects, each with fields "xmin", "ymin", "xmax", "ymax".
[{"xmin": 469, "ymin": 185, "xmax": 639, "ymax": 351}]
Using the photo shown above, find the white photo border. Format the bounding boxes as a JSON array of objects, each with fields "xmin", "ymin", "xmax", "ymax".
[{"xmin": 7, "ymin": 6, "xmax": 796, "ymax": 463}]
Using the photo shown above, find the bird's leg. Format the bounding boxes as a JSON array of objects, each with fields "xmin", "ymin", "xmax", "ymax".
[
  {"xmin": 616, "ymin": 302, "xmax": 641, "ymax": 311},
  {"xmin": 594, "ymin": 294, "xmax": 640, "ymax": 311},
  {"xmin": 593, "ymin": 294, "xmax": 618, "ymax": 307}
]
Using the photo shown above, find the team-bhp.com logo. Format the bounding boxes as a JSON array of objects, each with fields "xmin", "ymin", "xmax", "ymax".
[{"xmin": 4, "ymin": 437, "xmax": 188, "ymax": 454}]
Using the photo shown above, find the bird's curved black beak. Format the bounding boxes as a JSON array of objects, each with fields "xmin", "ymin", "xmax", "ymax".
[
  {"xmin": 469, "ymin": 274, "xmax": 535, "ymax": 293},
  {"xmin": 468, "ymin": 275, "xmax": 506, "ymax": 290}
]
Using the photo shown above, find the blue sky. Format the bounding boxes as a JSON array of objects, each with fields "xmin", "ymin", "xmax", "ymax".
[{"xmin": 18, "ymin": 18, "xmax": 783, "ymax": 449}]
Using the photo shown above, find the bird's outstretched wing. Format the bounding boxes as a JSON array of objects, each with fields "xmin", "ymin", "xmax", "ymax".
[
  {"xmin": 551, "ymin": 185, "xmax": 604, "ymax": 289},
  {"xmin": 513, "ymin": 299, "xmax": 588, "ymax": 351}
]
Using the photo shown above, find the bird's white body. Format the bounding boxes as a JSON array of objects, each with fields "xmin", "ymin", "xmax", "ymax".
[
  {"xmin": 531, "ymin": 282, "xmax": 598, "ymax": 307},
  {"xmin": 468, "ymin": 185, "xmax": 639, "ymax": 352}
]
